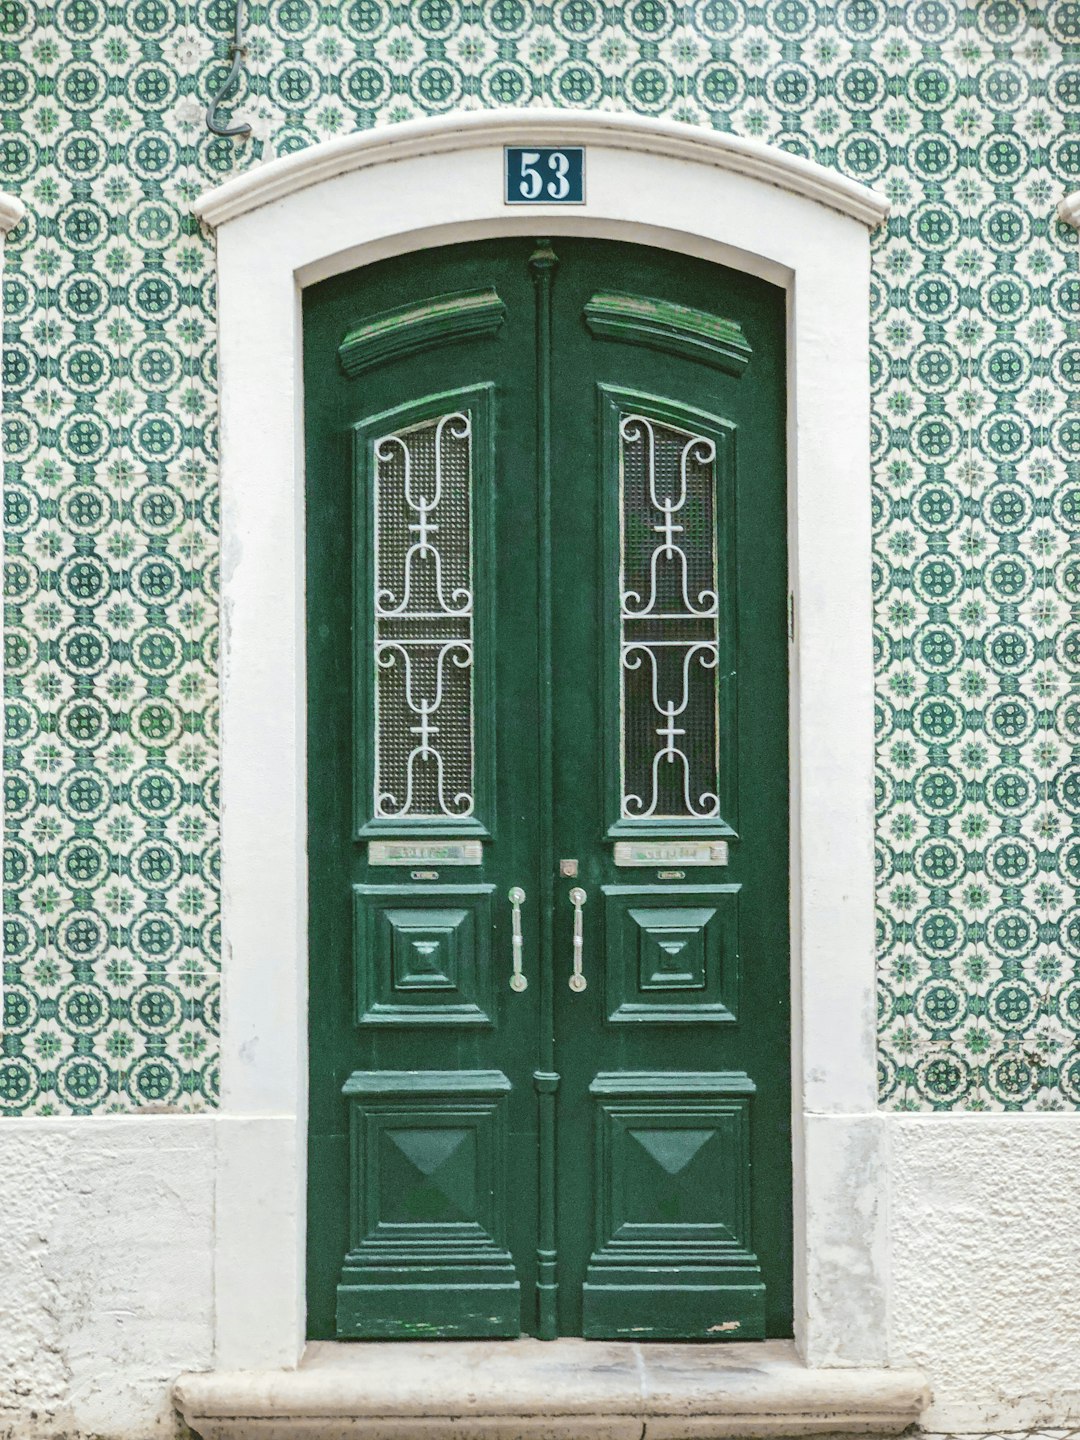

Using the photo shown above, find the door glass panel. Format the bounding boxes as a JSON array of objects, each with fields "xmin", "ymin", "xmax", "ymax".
[
  {"xmin": 619, "ymin": 414, "xmax": 720, "ymax": 821},
  {"xmin": 373, "ymin": 411, "xmax": 474, "ymax": 819}
]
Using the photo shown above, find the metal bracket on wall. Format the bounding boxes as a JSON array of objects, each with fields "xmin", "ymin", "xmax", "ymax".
[{"xmin": 206, "ymin": 0, "xmax": 252, "ymax": 139}]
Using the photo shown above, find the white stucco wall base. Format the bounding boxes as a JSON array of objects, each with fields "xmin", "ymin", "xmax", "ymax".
[
  {"xmin": 0, "ymin": 1118, "xmax": 214, "ymax": 1440},
  {"xmin": 890, "ymin": 1118, "xmax": 1080, "ymax": 1431},
  {"xmin": 1, "ymin": 1117, "xmax": 1079, "ymax": 1437}
]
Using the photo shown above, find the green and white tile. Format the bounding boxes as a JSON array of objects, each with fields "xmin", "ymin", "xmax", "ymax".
[{"xmin": 0, "ymin": 0, "xmax": 1077, "ymax": 1112}]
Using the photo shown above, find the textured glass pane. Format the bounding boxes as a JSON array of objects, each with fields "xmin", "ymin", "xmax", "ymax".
[
  {"xmin": 373, "ymin": 411, "xmax": 474, "ymax": 819},
  {"xmin": 619, "ymin": 414, "xmax": 721, "ymax": 820}
]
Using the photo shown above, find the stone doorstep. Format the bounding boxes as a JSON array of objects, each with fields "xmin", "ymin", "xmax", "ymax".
[{"xmin": 173, "ymin": 1338, "xmax": 930, "ymax": 1440}]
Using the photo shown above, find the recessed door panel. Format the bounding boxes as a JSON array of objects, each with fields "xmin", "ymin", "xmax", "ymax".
[
  {"xmin": 583, "ymin": 1071, "xmax": 764, "ymax": 1340},
  {"xmin": 354, "ymin": 884, "xmax": 496, "ymax": 1026},
  {"xmin": 337, "ymin": 1069, "xmax": 520, "ymax": 1338},
  {"xmin": 603, "ymin": 884, "xmax": 739, "ymax": 1024}
]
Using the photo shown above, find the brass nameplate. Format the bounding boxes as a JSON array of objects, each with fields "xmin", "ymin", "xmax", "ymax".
[
  {"xmin": 614, "ymin": 841, "xmax": 729, "ymax": 868},
  {"xmin": 368, "ymin": 840, "xmax": 482, "ymax": 866}
]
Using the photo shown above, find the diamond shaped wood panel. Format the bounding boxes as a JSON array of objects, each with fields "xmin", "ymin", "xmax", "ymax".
[
  {"xmin": 354, "ymin": 884, "xmax": 495, "ymax": 1026},
  {"xmin": 336, "ymin": 1068, "xmax": 520, "ymax": 1338},
  {"xmin": 603, "ymin": 885, "xmax": 739, "ymax": 1023},
  {"xmin": 584, "ymin": 1070, "xmax": 765, "ymax": 1339}
]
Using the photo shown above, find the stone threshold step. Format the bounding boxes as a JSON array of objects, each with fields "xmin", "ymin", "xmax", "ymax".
[{"xmin": 174, "ymin": 1338, "xmax": 930, "ymax": 1440}]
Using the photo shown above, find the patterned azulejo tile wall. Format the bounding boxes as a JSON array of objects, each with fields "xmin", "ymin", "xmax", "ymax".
[{"xmin": 0, "ymin": 0, "xmax": 1078, "ymax": 1114}]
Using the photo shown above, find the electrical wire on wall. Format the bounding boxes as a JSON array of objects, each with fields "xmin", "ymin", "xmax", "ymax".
[{"xmin": 206, "ymin": 0, "xmax": 252, "ymax": 138}]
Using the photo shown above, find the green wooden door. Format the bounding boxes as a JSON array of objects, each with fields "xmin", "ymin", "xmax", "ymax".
[{"xmin": 305, "ymin": 237, "xmax": 790, "ymax": 1343}]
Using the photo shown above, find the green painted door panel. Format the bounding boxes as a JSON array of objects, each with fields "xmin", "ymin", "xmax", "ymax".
[
  {"xmin": 337, "ymin": 1069, "xmax": 520, "ymax": 1338},
  {"xmin": 304, "ymin": 236, "xmax": 790, "ymax": 1342},
  {"xmin": 305, "ymin": 241, "xmax": 541, "ymax": 1340},
  {"xmin": 546, "ymin": 239, "xmax": 790, "ymax": 1340}
]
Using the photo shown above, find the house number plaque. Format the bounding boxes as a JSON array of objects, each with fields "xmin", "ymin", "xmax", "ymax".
[
  {"xmin": 504, "ymin": 147, "xmax": 585, "ymax": 204},
  {"xmin": 368, "ymin": 840, "xmax": 483, "ymax": 866},
  {"xmin": 613, "ymin": 841, "xmax": 729, "ymax": 868}
]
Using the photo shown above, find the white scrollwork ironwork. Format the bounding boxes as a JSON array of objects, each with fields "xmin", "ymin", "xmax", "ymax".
[
  {"xmin": 619, "ymin": 413, "xmax": 722, "ymax": 821},
  {"xmin": 622, "ymin": 642, "xmax": 720, "ymax": 818},
  {"xmin": 620, "ymin": 416, "xmax": 718, "ymax": 620},
  {"xmin": 375, "ymin": 640, "xmax": 473, "ymax": 817},
  {"xmin": 375, "ymin": 413, "xmax": 473, "ymax": 618},
  {"xmin": 373, "ymin": 411, "xmax": 475, "ymax": 819}
]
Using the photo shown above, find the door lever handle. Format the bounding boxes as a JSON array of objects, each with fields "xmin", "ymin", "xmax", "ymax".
[
  {"xmin": 569, "ymin": 887, "xmax": 587, "ymax": 992},
  {"xmin": 508, "ymin": 887, "xmax": 527, "ymax": 992}
]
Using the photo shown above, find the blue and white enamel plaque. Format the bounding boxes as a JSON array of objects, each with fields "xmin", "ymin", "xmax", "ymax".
[{"xmin": 504, "ymin": 147, "xmax": 585, "ymax": 204}]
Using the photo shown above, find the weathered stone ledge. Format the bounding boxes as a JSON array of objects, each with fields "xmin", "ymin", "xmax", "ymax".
[{"xmin": 175, "ymin": 1338, "xmax": 930, "ymax": 1440}]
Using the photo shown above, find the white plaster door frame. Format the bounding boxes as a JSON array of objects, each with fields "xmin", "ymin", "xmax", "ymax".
[{"xmin": 195, "ymin": 110, "xmax": 889, "ymax": 1372}]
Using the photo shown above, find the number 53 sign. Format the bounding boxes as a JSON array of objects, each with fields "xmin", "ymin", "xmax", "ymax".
[{"xmin": 505, "ymin": 147, "xmax": 585, "ymax": 204}]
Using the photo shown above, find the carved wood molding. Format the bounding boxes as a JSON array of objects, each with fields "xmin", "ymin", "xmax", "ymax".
[
  {"xmin": 338, "ymin": 288, "xmax": 506, "ymax": 377},
  {"xmin": 585, "ymin": 291, "xmax": 752, "ymax": 376}
]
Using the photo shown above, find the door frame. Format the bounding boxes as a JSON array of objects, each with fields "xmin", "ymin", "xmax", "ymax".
[{"xmin": 196, "ymin": 110, "xmax": 889, "ymax": 1373}]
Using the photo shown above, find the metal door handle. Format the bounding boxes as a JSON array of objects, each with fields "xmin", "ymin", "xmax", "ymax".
[
  {"xmin": 509, "ymin": 887, "xmax": 527, "ymax": 991},
  {"xmin": 569, "ymin": 887, "xmax": 587, "ymax": 992}
]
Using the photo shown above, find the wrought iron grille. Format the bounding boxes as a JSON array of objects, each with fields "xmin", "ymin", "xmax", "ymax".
[
  {"xmin": 619, "ymin": 413, "xmax": 721, "ymax": 820},
  {"xmin": 373, "ymin": 411, "xmax": 475, "ymax": 819}
]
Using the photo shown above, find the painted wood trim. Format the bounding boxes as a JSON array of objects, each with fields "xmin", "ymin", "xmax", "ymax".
[
  {"xmin": 342, "ymin": 1069, "xmax": 512, "ymax": 1095},
  {"xmin": 193, "ymin": 111, "xmax": 890, "ymax": 230},
  {"xmin": 528, "ymin": 239, "xmax": 560, "ymax": 1342},
  {"xmin": 585, "ymin": 292, "xmax": 752, "ymax": 376},
  {"xmin": 589, "ymin": 1070, "xmax": 756, "ymax": 1095},
  {"xmin": 0, "ymin": 193, "xmax": 25, "ymax": 234},
  {"xmin": 338, "ymin": 288, "xmax": 506, "ymax": 377}
]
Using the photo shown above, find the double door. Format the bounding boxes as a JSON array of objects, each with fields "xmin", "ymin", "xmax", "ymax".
[{"xmin": 305, "ymin": 237, "xmax": 790, "ymax": 1340}]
